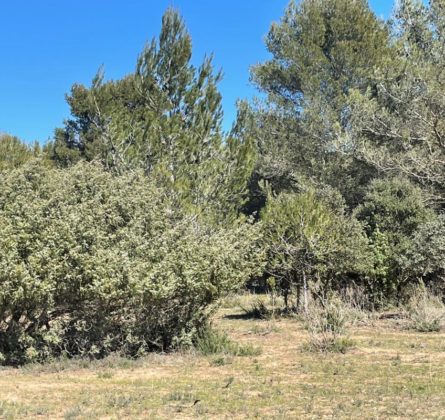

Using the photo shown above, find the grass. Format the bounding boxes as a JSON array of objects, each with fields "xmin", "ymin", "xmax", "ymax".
[
  {"xmin": 405, "ymin": 292, "xmax": 445, "ymax": 333},
  {"xmin": 301, "ymin": 335, "xmax": 356, "ymax": 354},
  {"xmin": 240, "ymin": 297, "xmax": 273, "ymax": 320},
  {"xmin": 1, "ymin": 295, "xmax": 445, "ymax": 418},
  {"xmin": 194, "ymin": 327, "xmax": 262, "ymax": 357}
]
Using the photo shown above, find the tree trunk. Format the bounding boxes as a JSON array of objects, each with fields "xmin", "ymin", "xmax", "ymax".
[
  {"xmin": 303, "ymin": 270, "xmax": 308, "ymax": 313},
  {"xmin": 296, "ymin": 283, "xmax": 301, "ymax": 312}
]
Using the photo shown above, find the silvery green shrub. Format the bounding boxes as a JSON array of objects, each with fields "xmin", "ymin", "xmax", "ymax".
[{"xmin": 0, "ymin": 161, "xmax": 262, "ymax": 365}]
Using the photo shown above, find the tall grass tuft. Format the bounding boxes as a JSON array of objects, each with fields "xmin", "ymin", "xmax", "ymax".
[
  {"xmin": 194, "ymin": 328, "xmax": 261, "ymax": 357},
  {"xmin": 302, "ymin": 294, "xmax": 355, "ymax": 353},
  {"xmin": 405, "ymin": 290, "xmax": 445, "ymax": 333}
]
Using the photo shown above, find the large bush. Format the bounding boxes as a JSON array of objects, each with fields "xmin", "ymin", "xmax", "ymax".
[
  {"xmin": 354, "ymin": 177, "xmax": 436, "ymax": 302},
  {"xmin": 401, "ymin": 215, "xmax": 445, "ymax": 295},
  {"xmin": 0, "ymin": 161, "xmax": 262, "ymax": 365}
]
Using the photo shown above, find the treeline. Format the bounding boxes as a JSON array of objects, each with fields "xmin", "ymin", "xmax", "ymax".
[{"xmin": 1, "ymin": 0, "xmax": 444, "ymax": 365}]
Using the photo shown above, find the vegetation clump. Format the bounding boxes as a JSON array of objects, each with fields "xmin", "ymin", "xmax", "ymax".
[
  {"xmin": 302, "ymin": 294, "xmax": 355, "ymax": 353},
  {"xmin": 241, "ymin": 297, "xmax": 273, "ymax": 320},
  {"xmin": 405, "ymin": 289, "xmax": 445, "ymax": 333},
  {"xmin": 194, "ymin": 327, "xmax": 261, "ymax": 357},
  {"xmin": 0, "ymin": 162, "xmax": 262, "ymax": 365}
]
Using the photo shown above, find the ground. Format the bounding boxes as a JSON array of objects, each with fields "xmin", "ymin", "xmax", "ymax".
[{"xmin": 1, "ymin": 295, "xmax": 445, "ymax": 419}]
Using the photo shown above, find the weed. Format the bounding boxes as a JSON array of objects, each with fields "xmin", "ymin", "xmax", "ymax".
[
  {"xmin": 405, "ymin": 291, "xmax": 445, "ymax": 332},
  {"xmin": 97, "ymin": 370, "xmax": 114, "ymax": 379},
  {"xmin": 248, "ymin": 323, "xmax": 279, "ymax": 335},
  {"xmin": 241, "ymin": 297, "xmax": 272, "ymax": 320},
  {"xmin": 195, "ymin": 328, "xmax": 261, "ymax": 356},
  {"xmin": 64, "ymin": 405, "xmax": 83, "ymax": 420},
  {"xmin": 302, "ymin": 336, "xmax": 355, "ymax": 353},
  {"xmin": 167, "ymin": 390, "xmax": 195, "ymax": 402},
  {"xmin": 302, "ymin": 294, "xmax": 355, "ymax": 353},
  {"xmin": 210, "ymin": 356, "xmax": 233, "ymax": 366},
  {"xmin": 107, "ymin": 394, "xmax": 135, "ymax": 408}
]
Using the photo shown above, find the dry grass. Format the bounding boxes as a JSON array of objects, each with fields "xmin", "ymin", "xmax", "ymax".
[{"xmin": 1, "ymin": 296, "xmax": 445, "ymax": 419}]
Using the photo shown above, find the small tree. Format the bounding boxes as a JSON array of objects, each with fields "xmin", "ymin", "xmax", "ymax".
[{"xmin": 261, "ymin": 190, "xmax": 369, "ymax": 310}]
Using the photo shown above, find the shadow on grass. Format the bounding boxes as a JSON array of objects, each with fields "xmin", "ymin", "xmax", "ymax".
[
  {"xmin": 224, "ymin": 307, "xmax": 296, "ymax": 321},
  {"xmin": 223, "ymin": 313, "xmax": 258, "ymax": 320}
]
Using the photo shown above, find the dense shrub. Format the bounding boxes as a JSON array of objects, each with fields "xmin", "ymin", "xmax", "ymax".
[
  {"xmin": 0, "ymin": 161, "xmax": 263, "ymax": 365},
  {"xmin": 354, "ymin": 177, "xmax": 437, "ymax": 302},
  {"xmin": 401, "ymin": 215, "xmax": 445, "ymax": 295}
]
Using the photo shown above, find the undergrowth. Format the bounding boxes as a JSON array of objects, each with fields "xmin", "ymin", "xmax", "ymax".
[{"xmin": 194, "ymin": 328, "xmax": 261, "ymax": 357}]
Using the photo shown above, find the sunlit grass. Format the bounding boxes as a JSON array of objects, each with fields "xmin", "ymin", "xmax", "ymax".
[{"xmin": 1, "ymin": 295, "xmax": 444, "ymax": 418}]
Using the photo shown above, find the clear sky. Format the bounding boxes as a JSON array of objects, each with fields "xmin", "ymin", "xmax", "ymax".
[{"xmin": 0, "ymin": 1, "xmax": 395, "ymax": 144}]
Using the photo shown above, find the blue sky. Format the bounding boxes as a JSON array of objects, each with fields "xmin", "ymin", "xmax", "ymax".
[{"xmin": 0, "ymin": 1, "xmax": 394, "ymax": 144}]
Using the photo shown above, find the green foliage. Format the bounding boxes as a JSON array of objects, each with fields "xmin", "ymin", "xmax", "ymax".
[
  {"xmin": 354, "ymin": 177, "xmax": 432, "ymax": 236},
  {"xmin": 261, "ymin": 190, "xmax": 370, "ymax": 308},
  {"xmin": 0, "ymin": 135, "xmax": 47, "ymax": 172},
  {"xmin": 253, "ymin": 0, "xmax": 389, "ymax": 109},
  {"xmin": 50, "ymin": 9, "xmax": 255, "ymax": 221},
  {"xmin": 247, "ymin": 0, "xmax": 390, "ymax": 209},
  {"xmin": 355, "ymin": 177, "xmax": 436, "ymax": 301},
  {"xmin": 402, "ymin": 215, "xmax": 445, "ymax": 293},
  {"xmin": 0, "ymin": 162, "xmax": 263, "ymax": 365},
  {"xmin": 350, "ymin": 0, "xmax": 445, "ymax": 201}
]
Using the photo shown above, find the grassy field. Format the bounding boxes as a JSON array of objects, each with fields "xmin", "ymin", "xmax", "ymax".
[{"xmin": 1, "ymin": 295, "xmax": 445, "ymax": 419}]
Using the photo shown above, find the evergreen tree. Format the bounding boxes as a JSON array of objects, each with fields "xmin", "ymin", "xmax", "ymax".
[
  {"xmin": 0, "ymin": 134, "xmax": 47, "ymax": 172},
  {"xmin": 354, "ymin": 177, "xmax": 436, "ymax": 301},
  {"xmin": 261, "ymin": 190, "xmax": 369, "ymax": 309},
  {"xmin": 248, "ymin": 0, "xmax": 390, "ymax": 209},
  {"xmin": 50, "ymin": 9, "xmax": 255, "ymax": 220},
  {"xmin": 350, "ymin": 0, "xmax": 445, "ymax": 203}
]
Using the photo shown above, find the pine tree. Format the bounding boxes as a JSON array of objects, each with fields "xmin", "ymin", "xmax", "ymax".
[
  {"xmin": 248, "ymin": 0, "xmax": 390, "ymax": 208},
  {"xmin": 0, "ymin": 134, "xmax": 45, "ymax": 172},
  {"xmin": 50, "ymin": 9, "xmax": 255, "ymax": 220},
  {"xmin": 350, "ymin": 0, "xmax": 445, "ymax": 203}
]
